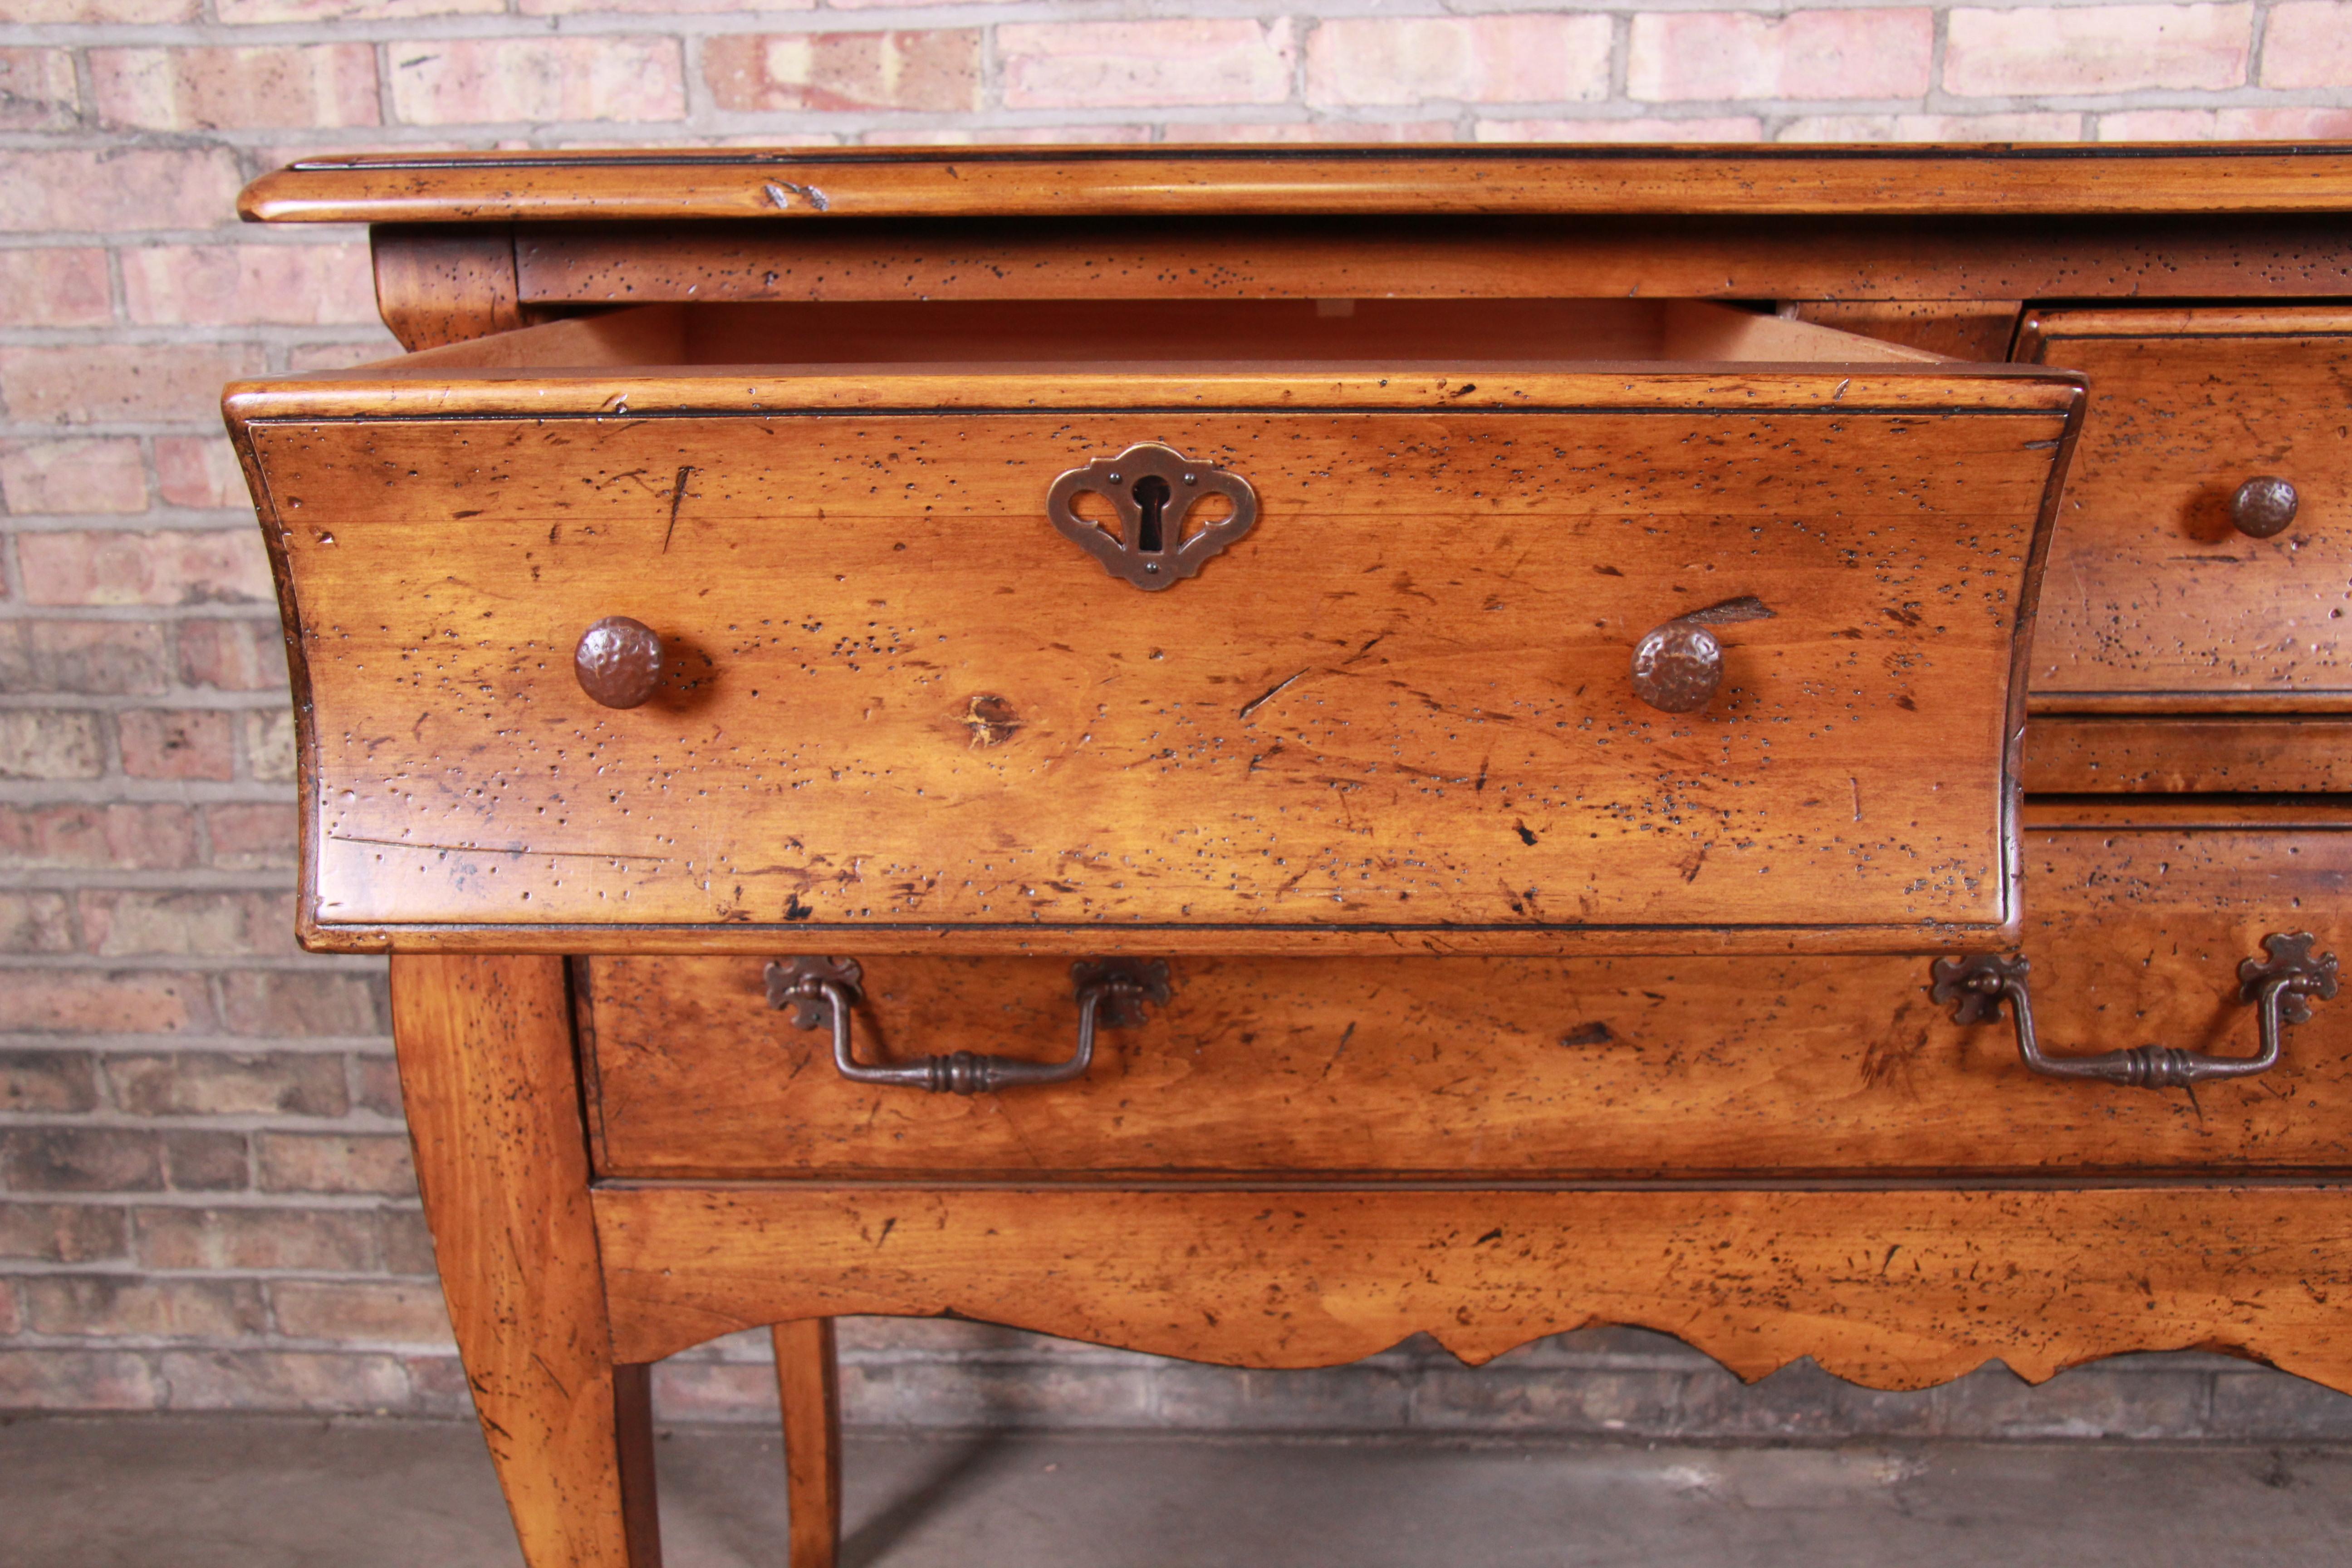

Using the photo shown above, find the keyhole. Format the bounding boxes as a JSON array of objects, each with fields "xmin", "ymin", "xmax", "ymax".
[{"xmin": 1132, "ymin": 474, "xmax": 1171, "ymax": 554}]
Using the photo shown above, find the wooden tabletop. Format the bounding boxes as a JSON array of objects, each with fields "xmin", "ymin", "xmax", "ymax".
[{"xmin": 241, "ymin": 143, "xmax": 2352, "ymax": 224}]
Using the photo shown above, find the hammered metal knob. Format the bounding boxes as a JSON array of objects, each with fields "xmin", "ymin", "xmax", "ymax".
[
  {"xmin": 2231, "ymin": 476, "xmax": 2299, "ymax": 539},
  {"xmin": 1630, "ymin": 620, "xmax": 1723, "ymax": 714},
  {"xmin": 573, "ymin": 616, "xmax": 663, "ymax": 709}
]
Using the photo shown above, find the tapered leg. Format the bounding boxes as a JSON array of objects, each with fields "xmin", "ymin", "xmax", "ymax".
[
  {"xmin": 774, "ymin": 1318, "xmax": 842, "ymax": 1568},
  {"xmin": 392, "ymin": 954, "xmax": 661, "ymax": 1568}
]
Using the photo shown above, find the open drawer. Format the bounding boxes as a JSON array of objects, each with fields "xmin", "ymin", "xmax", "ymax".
[{"xmin": 223, "ymin": 299, "xmax": 2083, "ymax": 954}]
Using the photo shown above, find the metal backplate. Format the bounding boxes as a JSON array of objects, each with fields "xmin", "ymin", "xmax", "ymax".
[
  {"xmin": 1071, "ymin": 957, "xmax": 1173, "ymax": 1028},
  {"xmin": 764, "ymin": 955, "xmax": 863, "ymax": 1029},
  {"xmin": 1045, "ymin": 442, "xmax": 1257, "ymax": 591}
]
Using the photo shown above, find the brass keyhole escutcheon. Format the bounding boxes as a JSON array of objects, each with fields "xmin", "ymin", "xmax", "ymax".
[{"xmin": 1046, "ymin": 442, "xmax": 1258, "ymax": 591}]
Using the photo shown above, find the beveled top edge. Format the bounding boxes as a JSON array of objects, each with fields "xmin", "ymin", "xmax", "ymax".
[{"xmin": 239, "ymin": 142, "xmax": 2352, "ymax": 224}]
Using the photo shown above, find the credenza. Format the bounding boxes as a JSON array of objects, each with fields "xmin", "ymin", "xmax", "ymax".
[{"xmin": 225, "ymin": 144, "xmax": 2352, "ymax": 1567}]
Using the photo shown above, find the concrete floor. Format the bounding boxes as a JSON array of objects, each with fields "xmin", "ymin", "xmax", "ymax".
[{"xmin": 2, "ymin": 1416, "xmax": 2349, "ymax": 1567}]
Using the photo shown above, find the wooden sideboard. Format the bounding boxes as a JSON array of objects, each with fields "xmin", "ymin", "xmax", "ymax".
[{"xmin": 225, "ymin": 145, "xmax": 2352, "ymax": 1567}]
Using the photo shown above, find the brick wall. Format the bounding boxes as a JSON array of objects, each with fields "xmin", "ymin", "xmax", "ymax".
[{"xmin": 3, "ymin": 1, "xmax": 2352, "ymax": 1431}]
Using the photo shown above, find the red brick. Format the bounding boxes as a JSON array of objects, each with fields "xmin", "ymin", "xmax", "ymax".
[
  {"xmin": 1001, "ymin": 20, "xmax": 1296, "ymax": 109},
  {"xmin": 1307, "ymin": 17, "xmax": 1612, "ymax": 107},
  {"xmin": 21, "ymin": 1275, "xmax": 268, "ymax": 1338},
  {"xmin": 0, "ymin": 1349, "xmax": 160, "ymax": 1410},
  {"xmin": 82, "ymin": 889, "xmax": 294, "ymax": 957},
  {"xmin": 0, "ymin": 711, "xmax": 105, "ymax": 779},
  {"xmin": 0, "ymin": 1051, "xmax": 100, "ymax": 1112},
  {"xmin": 256, "ymin": 1132, "xmax": 416, "ymax": 1196},
  {"xmin": 0, "ymin": 804, "xmax": 197, "ymax": 871},
  {"xmin": 284, "ymin": 338, "xmax": 402, "ymax": 373},
  {"xmin": 1945, "ymin": 5, "xmax": 2251, "ymax": 95},
  {"xmin": 91, "ymin": 45, "xmax": 380, "ymax": 132},
  {"xmin": 0, "ymin": 1128, "xmax": 162, "ymax": 1192},
  {"xmin": 221, "ymin": 970, "xmax": 388, "ymax": 1037},
  {"xmin": 163, "ymin": 1130, "xmax": 251, "ymax": 1190},
  {"xmin": 401, "ymin": 1352, "xmax": 472, "ymax": 1416},
  {"xmin": 868, "ymin": 125, "xmax": 1155, "ymax": 146},
  {"xmin": 108, "ymin": 1051, "xmax": 349, "ymax": 1116},
  {"xmin": 133, "ymin": 1204, "xmax": 376, "ymax": 1271},
  {"xmin": 1173, "ymin": 120, "xmax": 1458, "ymax": 143},
  {"xmin": 157, "ymin": 437, "xmax": 253, "ymax": 510},
  {"xmin": 0, "ymin": 892, "xmax": 74, "ymax": 955},
  {"xmin": 1781, "ymin": 112, "xmax": 2085, "ymax": 142},
  {"xmin": 390, "ymin": 38, "xmax": 685, "ymax": 124},
  {"xmin": 119, "ymin": 708, "xmax": 237, "ymax": 780},
  {"xmin": 0, "ymin": 149, "xmax": 244, "ymax": 233},
  {"xmin": 528, "ymin": 0, "xmax": 808, "ymax": 10},
  {"xmin": 156, "ymin": 1348, "xmax": 410, "ymax": 1412},
  {"xmin": 1629, "ymin": 9, "xmax": 1934, "ymax": 101},
  {"xmin": 17, "ymin": 529, "xmax": 272, "ymax": 607},
  {"xmin": 11, "ymin": 0, "xmax": 194, "ymax": 18},
  {"xmin": 1475, "ymin": 116, "xmax": 1766, "ymax": 143},
  {"xmin": 2098, "ymin": 106, "xmax": 2352, "ymax": 138},
  {"xmin": 705, "ymin": 30, "xmax": 980, "ymax": 112},
  {"xmin": 203, "ymin": 802, "xmax": 299, "ymax": 870},
  {"xmin": 124, "ymin": 241, "xmax": 376, "ymax": 327},
  {"xmin": 380, "ymin": 1209, "xmax": 436, "ymax": 1274},
  {"xmin": 0, "ymin": 970, "xmax": 211, "ymax": 1034},
  {"xmin": 245, "ymin": 708, "xmax": 299, "ymax": 783},
  {"xmin": 0, "ymin": 1202, "xmax": 128, "ymax": 1263},
  {"xmin": 177, "ymin": 620, "xmax": 290, "ymax": 691},
  {"xmin": 2261, "ymin": 2, "xmax": 2352, "ymax": 88},
  {"xmin": 0, "ymin": 343, "xmax": 266, "ymax": 426},
  {"xmin": 355, "ymin": 1054, "xmax": 404, "ymax": 1117},
  {"xmin": 7, "ymin": 621, "xmax": 172, "ymax": 696},
  {"xmin": 0, "ymin": 249, "xmax": 111, "ymax": 329},
  {"xmin": 0, "ymin": 50, "xmax": 79, "ymax": 131},
  {"xmin": 272, "ymin": 1279, "xmax": 453, "ymax": 1346},
  {"xmin": 219, "ymin": 0, "xmax": 497, "ymax": 16},
  {"xmin": 0, "ymin": 437, "xmax": 148, "ymax": 514}
]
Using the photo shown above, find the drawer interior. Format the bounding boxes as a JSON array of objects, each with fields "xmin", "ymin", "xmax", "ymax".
[{"xmin": 390, "ymin": 297, "xmax": 1954, "ymax": 374}]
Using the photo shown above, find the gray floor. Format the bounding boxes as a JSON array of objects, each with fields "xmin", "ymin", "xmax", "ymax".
[{"xmin": 3, "ymin": 1415, "xmax": 2349, "ymax": 1567}]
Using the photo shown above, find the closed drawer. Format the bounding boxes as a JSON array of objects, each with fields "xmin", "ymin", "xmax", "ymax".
[
  {"xmin": 228, "ymin": 299, "xmax": 2080, "ymax": 954},
  {"xmin": 584, "ymin": 802, "xmax": 2352, "ymax": 1181},
  {"xmin": 2018, "ymin": 307, "xmax": 2352, "ymax": 710}
]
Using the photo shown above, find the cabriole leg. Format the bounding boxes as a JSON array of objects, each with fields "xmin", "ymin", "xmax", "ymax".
[{"xmin": 392, "ymin": 954, "xmax": 661, "ymax": 1568}]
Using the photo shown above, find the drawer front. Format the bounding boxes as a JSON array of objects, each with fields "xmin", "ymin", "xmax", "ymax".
[
  {"xmin": 237, "ymin": 369, "xmax": 2075, "ymax": 952},
  {"xmin": 2019, "ymin": 307, "xmax": 2352, "ymax": 709},
  {"xmin": 585, "ymin": 820, "xmax": 2352, "ymax": 1180}
]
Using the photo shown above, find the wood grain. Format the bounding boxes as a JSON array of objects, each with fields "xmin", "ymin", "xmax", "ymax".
[
  {"xmin": 509, "ymin": 217, "xmax": 2352, "ymax": 309},
  {"xmin": 243, "ymin": 147, "xmax": 2352, "ymax": 224},
  {"xmin": 390, "ymin": 954, "xmax": 657, "ymax": 1568},
  {"xmin": 2024, "ymin": 715, "xmax": 2352, "ymax": 792},
  {"xmin": 2018, "ymin": 306, "xmax": 2352, "ymax": 706},
  {"xmin": 595, "ymin": 1183, "xmax": 2352, "ymax": 1395},
  {"xmin": 583, "ymin": 824, "xmax": 2352, "ymax": 1181},
  {"xmin": 372, "ymin": 224, "xmax": 521, "ymax": 352},
  {"xmin": 772, "ymin": 1320, "xmax": 840, "ymax": 1568},
  {"xmin": 237, "ymin": 383, "xmax": 2073, "ymax": 948}
]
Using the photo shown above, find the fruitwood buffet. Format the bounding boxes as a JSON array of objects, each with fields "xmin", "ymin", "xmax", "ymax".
[{"xmin": 226, "ymin": 146, "xmax": 2352, "ymax": 1567}]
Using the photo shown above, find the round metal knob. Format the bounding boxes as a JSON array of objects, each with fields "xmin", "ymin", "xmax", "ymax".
[
  {"xmin": 2231, "ymin": 476, "xmax": 2299, "ymax": 539},
  {"xmin": 573, "ymin": 617, "xmax": 663, "ymax": 709},
  {"xmin": 1630, "ymin": 620, "xmax": 1722, "ymax": 714}
]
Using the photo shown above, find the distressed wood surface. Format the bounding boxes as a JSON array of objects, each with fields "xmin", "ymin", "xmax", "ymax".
[
  {"xmin": 239, "ymin": 387, "xmax": 2071, "ymax": 948},
  {"xmin": 508, "ymin": 217, "xmax": 2352, "ymax": 309},
  {"xmin": 595, "ymin": 1183, "xmax": 2352, "ymax": 1394},
  {"xmin": 371, "ymin": 225, "xmax": 522, "ymax": 353},
  {"xmin": 244, "ymin": 146, "xmax": 2352, "ymax": 224},
  {"xmin": 390, "ymin": 954, "xmax": 658, "ymax": 1568},
  {"xmin": 2019, "ymin": 306, "xmax": 2352, "ymax": 707},
  {"xmin": 772, "ymin": 1320, "xmax": 841, "ymax": 1568},
  {"xmin": 2024, "ymin": 715, "xmax": 2352, "ymax": 792},
  {"xmin": 584, "ymin": 823, "xmax": 2352, "ymax": 1181}
]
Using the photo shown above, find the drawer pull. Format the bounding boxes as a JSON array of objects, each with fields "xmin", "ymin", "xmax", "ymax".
[
  {"xmin": 2230, "ymin": 476, "xmax": 2300, "ymax": 539},
  {"xmin": 574, "ymin": 616, "xmax": 664, "ymax": 709},
  {"xmin": 764, "ymin": 956, "xmax": 1171, "ymax": 1094},
  {"xmin": 1628, "ymin": 597, "xmax": 1773, "ymax": 714},
  {"xmin": 1931, "ymin": 932, "xmax": 2339, "ymax": 1089},
  {"xmin": 1046, "ymin": 442, "xmax": 1257, "ymax": 591}
]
